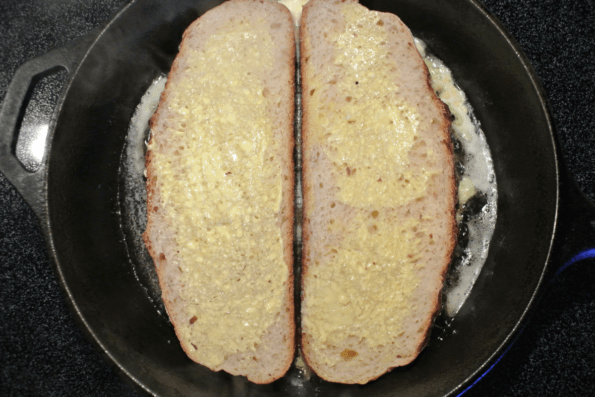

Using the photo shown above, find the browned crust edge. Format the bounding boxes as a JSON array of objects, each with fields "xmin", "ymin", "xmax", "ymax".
[
  {"xmin": 275, "ymin": 0, "xmax": 298, "ymax": 381},
  {"xmin": 389, "ymin": 7, "xmax": 459, "ymax": 373},
  {"xmin": 299, "ymin": 0, "xmax": 315, "ymax": 377},
  {"xmin": 143, "ymin": 0, "xmax": 296, "ymax": 385},
  {"xmin": 299, "ymin": 0, "xmax": 458, "ymax": 384}
]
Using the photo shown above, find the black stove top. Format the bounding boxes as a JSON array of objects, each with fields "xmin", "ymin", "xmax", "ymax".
[{"xmin": 1, "ymin": 1, "xmax": 594, "ymax": 396}]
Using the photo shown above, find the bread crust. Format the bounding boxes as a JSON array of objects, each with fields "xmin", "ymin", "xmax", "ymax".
[
  {"xmin": 143, "ymin": 0, "xmax": 295, "ymax": 384},
  {"xmin": 300, "ymin": 0, "xmax": 457, "ymax": 384}
]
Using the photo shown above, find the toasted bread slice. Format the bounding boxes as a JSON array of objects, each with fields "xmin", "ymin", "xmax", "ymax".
[
  {"xmin": 143, "ymin": 0, "xmax": 295, "ymax": 384},
  {"xmin": 300, "ymin": 0, "xmax": 457, "ymax": 384}
]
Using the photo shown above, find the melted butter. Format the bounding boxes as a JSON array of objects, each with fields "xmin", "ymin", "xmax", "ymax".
[
  {"xmin": 458, "ymin": 177, "xmax": 476, "ymax": 204},
  {"xmin": 415, "ymin": 38, "xmax": 498, "ymax": 317},
  {"xmin": 278, "ymin": 0, "xmax": 310, "ymax": 25},
  {"xmin": 148, "ymin": 20, "xmax": 287, "ymax": 368},
  {"xmin": 303, "ymin": 4, "xmax": 431, "ymax": 365},
  {"xmin": 306, "ymin": 4, "xmax": 430, "ymax": 208},
  {"xmin": 303, "ymin": 215, "xmax": 421, "ymax": 364}
]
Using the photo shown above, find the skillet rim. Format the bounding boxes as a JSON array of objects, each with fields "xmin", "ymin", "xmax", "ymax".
[
  {"xmin": 39, "ymin": 1, "xmax": 158, "ymax": 395},
  {"xmin": 39, "ymin": 0, "xmax": 560, "ymax": 395},
  {"xmin": 440, "ymin": 1, "xmax": 560, "ymax": 395}
]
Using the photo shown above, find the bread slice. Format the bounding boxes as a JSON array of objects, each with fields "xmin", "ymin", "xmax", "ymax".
[
  {"xmin": 143, "ymin": 0, "xmax": 295, "ymax": 384},
  {"xmin": 300, "ymin": 0, "xmax": 457, "ymax": 384}
]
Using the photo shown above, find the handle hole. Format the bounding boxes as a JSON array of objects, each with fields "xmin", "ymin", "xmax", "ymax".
[{"xmin": 15, "ymin": 66, "xmax": 67, "ymax": 172}]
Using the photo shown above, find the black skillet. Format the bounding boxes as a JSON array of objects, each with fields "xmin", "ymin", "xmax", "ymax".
[{"xmin": 1, "ymin": 0, "xmax": 594, "ymax": 396}]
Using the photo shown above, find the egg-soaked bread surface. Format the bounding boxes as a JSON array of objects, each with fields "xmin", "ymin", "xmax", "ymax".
[
  {"xmin": 300, "ymin": 0, "xmax": 457, "ymax": 384},
  {"xmin": 143, "ymin": 0, "xmax": 295, "ymax": 384}
]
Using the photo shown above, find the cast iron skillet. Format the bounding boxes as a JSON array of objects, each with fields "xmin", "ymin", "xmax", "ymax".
[{"xmin": 1, "ymin": 0, "xmax": 594, "ymax": 396}]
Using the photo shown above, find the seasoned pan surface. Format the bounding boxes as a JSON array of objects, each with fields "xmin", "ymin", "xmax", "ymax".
[{"xmin": 2, "ymin": 0, "xmax": 594, "ymax": 396}]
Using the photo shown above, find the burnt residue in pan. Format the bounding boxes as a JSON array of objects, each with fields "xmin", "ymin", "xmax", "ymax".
[{"xmin": 415, "ymin": 38, "xmax": 498, "ymax": 321}]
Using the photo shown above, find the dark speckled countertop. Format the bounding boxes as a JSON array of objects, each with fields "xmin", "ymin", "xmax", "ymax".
[{"xmin": 1, "ymin": 0, "xmax": 594, "ymax": 396}]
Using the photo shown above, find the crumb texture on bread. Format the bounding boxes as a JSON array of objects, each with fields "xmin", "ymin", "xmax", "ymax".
[
  {"xmin": 300, "ymin": 0, "xmax": 456, "ymax": 384},
  {"xmin": 143, "ymin": 0, "xmax": 295, "ymax": 384}
]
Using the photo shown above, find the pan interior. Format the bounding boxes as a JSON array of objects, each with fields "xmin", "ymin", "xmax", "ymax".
[{"xmin": 45, "ymin": 0, "xmax": 557, "ymax": 396}]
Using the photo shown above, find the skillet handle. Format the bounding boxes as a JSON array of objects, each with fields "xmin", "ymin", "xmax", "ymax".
[
  {"xmin": 547, "ymin": 173, "xmax": 595, "ymax": 280},
  {"xmin": 0, "ymin": 35, "xmax": 94, "ymax": 226}
]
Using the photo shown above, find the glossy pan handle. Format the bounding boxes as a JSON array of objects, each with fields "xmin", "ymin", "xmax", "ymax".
[{"xmin": 0, "ymin": 35, "xmax": 95, "ymax": 228}]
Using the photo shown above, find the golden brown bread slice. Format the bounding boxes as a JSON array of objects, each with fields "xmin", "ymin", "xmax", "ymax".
[
  {"xmin": 143, "ymin": 0, "xmax": 295, "ymax": 384},
  {"xmin": 300, "ymin": 0, "xmax": 457, "ymax": 384}
]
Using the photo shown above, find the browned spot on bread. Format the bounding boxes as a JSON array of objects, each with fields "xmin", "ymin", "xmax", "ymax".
[
  {"xmin": 340, "ymin": 349, "xmax": 359, "ymax": 360},
  {"xmin": 189, "ymin": 316, "xmax": 198, "ymax": 325}
]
